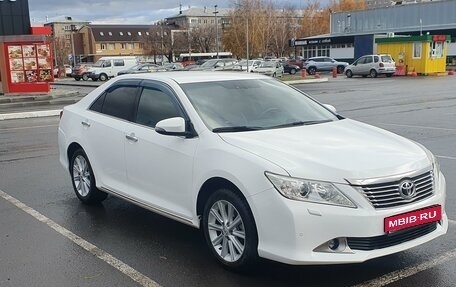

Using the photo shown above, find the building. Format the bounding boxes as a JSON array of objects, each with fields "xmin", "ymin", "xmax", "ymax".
[
  {"xmin": 294, "ymin": 0, "xmax": 456, "ymax": 62},
  {"xmin": 366, "ymin": 0, "xmax": 438, "ymax": 9},
  {"xmin": 0, "ymin": 0, "xmax": 31, "ymax": 36},
  {"xmin": 44, "ymin": 16, "xmax": 90, "ymax": 51},
  {"xmin": 166, "ymin": 7, "xmax": 231, "ymax": 30}
]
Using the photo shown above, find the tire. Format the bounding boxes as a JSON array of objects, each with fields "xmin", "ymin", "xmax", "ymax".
[
  {"xmin": 290, "ymin": 68, "xmax": 296, "ymax": 75},
  {"xmin": 70, "ymin": 149, "xmax": 107, "ymax": 204},
  {"xmin": 386, "ymin": 73, "xmax": 393, "ymax": 78},
  {"xmin": 99, "ymin": 73, "xmax": 108, "ymax": 81},
  {"xmin": 74, "ymin": 77, "xmax": 81, "ymax": 81},
  {"xmin": 370, "ymin": 69, "xmax": 378, "ymax": 78},
  {"xmin": 92, "ymin": 78, "xmax": 98, "ymax": 82},
  {"xmin": 308, "ymin": 67, "xmax": 316, "ymax": 75},
  {"xmin": 82, "ymin": 73, "xmax": 89, "ymax": 81},
  {"xmin": 345, "ymin": 69, "xmax": 353, "ymax": 78},
  {"xmin": 337, "ymin": 66, "xmax": 345, "ymax": 74},
  {"xmin": 272, "ymin": 72, "xmax": 276, "ymax": 78},
  {"xmin": 202, "ymin": 188, "xmax": 258, "ymax": 271}
]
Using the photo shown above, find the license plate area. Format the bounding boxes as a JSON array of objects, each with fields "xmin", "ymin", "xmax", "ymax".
[{"xmin": 384, "ymin": 205, "xmax": 441, "ymax": 233}]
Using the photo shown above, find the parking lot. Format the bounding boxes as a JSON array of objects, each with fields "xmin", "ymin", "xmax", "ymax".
[{"xmin": 0, "ymin": 75, "xmax": 455, "ymax": 287}]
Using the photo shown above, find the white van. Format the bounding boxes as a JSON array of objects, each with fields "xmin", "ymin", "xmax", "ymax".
[{"xmin": 87, "ymin": 56, "xmax": 137, "ymax": 81}]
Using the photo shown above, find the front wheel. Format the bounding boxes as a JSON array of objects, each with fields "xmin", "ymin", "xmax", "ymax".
[
  {"xmin": 70, "ymin": 149, "xmax": 107, "ymax": 204},
  {"xmin": 345, "ymin": 69, "xmax": 353, "ymax": 78},
  {"xmin": 370, "ymin": 69, "xmax": 378, "ymax": 78},
  {"xmin": 290, "ymin": 68, "xmax": 296, "ymax": 75},
  {"xmin": 99, "ymin": 73, "xmax": 108, "ymax": 81},
  {"xmin": 307, "ymin": 67, "xmax": 316, "ymax": 75},
  {"xmin": 202, "ymin": 189, "xmax": 258, "ymax": 271},
  {"xmin": 82, "ymin": 73, "xmax": 89, "ymax": 81}
]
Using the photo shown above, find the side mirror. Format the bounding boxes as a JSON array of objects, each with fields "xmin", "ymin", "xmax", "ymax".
[
  {"xmin": 323, "ymin": 104, "xmax": 337, "ymax": 114},
  {"xmin": 155, "ymin": 117, "xmax": 194, "ymax": 138}
]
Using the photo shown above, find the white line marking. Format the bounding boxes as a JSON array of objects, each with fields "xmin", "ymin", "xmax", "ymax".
[
  {"xmin": 0, "ymin": 188, "xmax": 161, "ymax": 287},
  {"xmin": 436, "ymin": 155, "xmax": 456, "ymax": 160},
  {"xmin": 353, "ymin": 248, "xmax": 456, "ymax": 287},
  {"xmin": 0, "ymin": 124, "xmax": 58, "ymax": 131},
  {"xmin": 377, "ymin": 123, "xmax": 456, "ymax": 132}
]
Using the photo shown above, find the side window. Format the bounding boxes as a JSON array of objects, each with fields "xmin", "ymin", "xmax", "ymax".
[
  {"xmin": 103, "ymin": 60, "xmax": 111, "ymax": 68},
  {"xmin": 89, "ymin": 93, "xmax": 106, "ymax": 113},
  {"xmin": 365, "ymin": 56, "xmax": 373, "ymax": 64},
  {"xmin": 374, "ymin": 56, "xmax": 379, "ymax": 63},
  {"xmin": 136, "ymin": 87, "xmax": 183, "ymax": 128},
  {"xmin": 113, "ymin": 59, "xmax": 125, "ymax": 66},
  {"xmin": 101, "ymin": 86, "xmax": 138, "ymax": 120}
]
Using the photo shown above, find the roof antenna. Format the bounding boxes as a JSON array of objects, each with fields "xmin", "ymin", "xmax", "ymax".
[{"xmin": 179, "ymin": 2, "xmax": 182, "ymax": 14}]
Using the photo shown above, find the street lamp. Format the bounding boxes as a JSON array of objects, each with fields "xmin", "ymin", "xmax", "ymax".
[{"xmin": 213, "ymin": 5, "xmax": 219, "ymax": 59}]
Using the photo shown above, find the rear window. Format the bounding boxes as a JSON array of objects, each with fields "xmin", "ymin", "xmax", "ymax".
[{"xmin": 381, "ymin": 55, "xmax": 393, "ymax": 63}]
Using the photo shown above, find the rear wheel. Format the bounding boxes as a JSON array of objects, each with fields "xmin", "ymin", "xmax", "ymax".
[
  {"xmin": 370, "ymin": 69, "xmax": 378, "ymax": 78},
  {"xmin": 70, "ymin": 149, "xmax": 107, "ymax": 204},
  {"xmin": 272, "ymin": 72, "xmax": 276, "ymax": 78},
  {"xmin": 82, "ymin": 73, "xmax": 89, "ymax": 81},
  {"xmin": 99, "ymin": 73, "xmax": 108, "ymax": 81},
  {"xmin": 345, "ymin": 69, "xmax": 353, "ymax": 78},
  {"xmin": 202, "ymin": 188, "xmax": 258, "ymax": 271},
  {"xmin": 290, "ymin": 68, "xmax": 296, "ymax": 75}
]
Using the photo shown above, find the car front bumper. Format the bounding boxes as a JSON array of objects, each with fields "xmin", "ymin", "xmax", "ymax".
[{"xmin": 248, "ymin": 172, "xmax": 447, "ymax": 265}]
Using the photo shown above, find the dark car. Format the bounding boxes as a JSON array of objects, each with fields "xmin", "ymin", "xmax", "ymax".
[
  {"xmin": 189, "ymin": 58, "xmax": 238, "ymax": 71},
  {"xmin": 287, "ymin": 59, "xmax": 304, "ymax": 69},
  {"xmin": 71, "ymin": 64, "xmax": 92, "ymax": 81},
  {"xmin": 117, "ymin": 63, "xmax": 159, "ymax": 76},
  {"xmin": 282, "ymin": 63, "xmax": 301, "ymax": 75}
]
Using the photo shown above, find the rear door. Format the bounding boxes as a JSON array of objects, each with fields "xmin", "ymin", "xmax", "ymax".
[{"xmin": 83, "ymin": 80, "xmax": 140, "ymax": 193}]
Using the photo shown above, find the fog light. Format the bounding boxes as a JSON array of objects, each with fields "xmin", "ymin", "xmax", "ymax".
[{"xmin": 328, "ymin": 239, "xmax": 340, "ymax": 250}]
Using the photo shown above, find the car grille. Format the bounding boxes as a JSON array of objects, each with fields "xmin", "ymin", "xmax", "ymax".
[
  {"xmin": 359, "ymin": 171, "xmax": 434, "ymax": 209},
  {"xmin": 347, "ymin": 222, "xmax": 437, "ymax": 251}
]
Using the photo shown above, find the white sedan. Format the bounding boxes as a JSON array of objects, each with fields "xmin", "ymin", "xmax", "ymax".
[{"xmin": 58, "ymin": 72, "xmax": 447, "ymax": 270}]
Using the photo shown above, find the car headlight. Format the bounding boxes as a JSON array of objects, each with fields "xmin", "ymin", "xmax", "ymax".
[{"xmin": 265, "ymin": 172, "xmax": 357, "ymax": 208}]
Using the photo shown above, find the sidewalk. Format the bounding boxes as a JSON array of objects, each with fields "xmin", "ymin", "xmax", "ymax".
[{"xmin": 0, "ymin": 76, "xmax": 329, "ymax": 121}]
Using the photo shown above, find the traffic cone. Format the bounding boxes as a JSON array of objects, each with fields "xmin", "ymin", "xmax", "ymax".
[
  {"xmin": 332, "ymin": 67, "xmax": 337, "ymax": 78},
  {"xmin": 315, "ymin": 73, "xmax": 320, "ymax": 78},
  {"xmin": 301, "ymin": 68, "xmax": 307, "ymax": 78}
]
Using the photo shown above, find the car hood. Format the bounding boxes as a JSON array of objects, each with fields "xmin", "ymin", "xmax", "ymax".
[{"xmin": 219, "ymin": 119, "xmax": 430, "ymax": 183}]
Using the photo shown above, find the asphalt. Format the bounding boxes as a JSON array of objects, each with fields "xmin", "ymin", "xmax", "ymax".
[{"xmin": 0, "ymin": 76, "xmax": 328, "ymax": 120}]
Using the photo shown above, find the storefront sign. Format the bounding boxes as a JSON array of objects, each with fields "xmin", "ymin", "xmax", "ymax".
[{"xmin": 432, "ymin": 35, "xmax": 446, "ymax": 42}]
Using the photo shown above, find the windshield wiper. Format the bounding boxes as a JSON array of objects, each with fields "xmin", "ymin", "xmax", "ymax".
[
  {"xmin": 212, "ymin": 126, "xmax": 263, "ymax": 133},
  {"xmin": 269, "ymin": 120, "xmax": 332, "ymax": 129}
]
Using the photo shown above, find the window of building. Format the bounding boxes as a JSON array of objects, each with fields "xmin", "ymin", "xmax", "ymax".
[
  {"xmin": 128, "ymin": 43, "xmax": 134, "ymax": 50},
  {"xmin": 204, "ymin": 19, "xmax": 207, "ymax": 24},
  {"xmin": 211, "ymin": 20, "xmax": 214, "ymax": 24},
  {"xmin": 138, "ymin": 31, "xmax": 142, "ymax": 36},
  {"xmin": 101, "ymin": 43, "xmax": 106, "ymax": 50},
  {"xmin": 64, "ymin": 25, "xmax": 71, "ymax": 31},
  {"xmin": 431, "ymin": 42, "xmax": 443, "ymax": 58},
  {"xmin": 139, "ymin": 43, "xmax": 144, "ymax": 49},
  {"xmin": 100, "ymin": 31, "xmax": 104, "ymax": 36},
  {"xmin": 108, "ymin": 32, "xmax": 112, "ymax": 36},
  {"xmin": 127, "ymin": 32, "xmax": 132, "ymax": 36},
  {"xmin": 65, "ymin": 35, "xmax": 71, "ymax": 40},
  {"xmin": 108, "ymin": 43, "xmax": 115, "ymax": 50},
  {"xmin": 120, "ymin": 32, "xmax": 124, "ymax": 35},
  {"xmin": 146, "ymin": 32, "xmax": 150, "ymax": 36},
  {"xmin": 121, "ymin": 43, "xmax": 127, "ymax": 49},
  {"xmin": 191, "ymin": 19, "xmax": 197, "ymax": 23},
  {"xmin": 413, "ymin": 42, "xmax": 422, "ymax": 59}
]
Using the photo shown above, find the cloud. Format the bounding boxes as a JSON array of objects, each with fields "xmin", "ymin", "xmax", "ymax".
[{"xmin": 29, "ymin": 0, "xmax": 315, "ymax": 24}]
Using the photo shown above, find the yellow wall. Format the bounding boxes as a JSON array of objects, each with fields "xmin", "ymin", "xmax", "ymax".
[{"xmin": 377, "ymin": 41, "xmax": 447, "ymax": 74}]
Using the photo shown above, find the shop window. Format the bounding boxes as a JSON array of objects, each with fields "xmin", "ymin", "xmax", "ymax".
[
  {"xmin": 431, "ymin": 42, "xmax": 443, "ymax": 58},
  {"xmin": 413, "ymin": 42, "xmax": 422, "ymax": 59}
]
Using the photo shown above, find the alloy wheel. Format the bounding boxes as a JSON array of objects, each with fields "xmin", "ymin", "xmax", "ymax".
[
  {"xmin": 72, "ymin": 155, "xmax": 91, "ymax": 197},
  {"xmin": 208, "ymin": 200, "xmax": 246, "ymax": 263}
]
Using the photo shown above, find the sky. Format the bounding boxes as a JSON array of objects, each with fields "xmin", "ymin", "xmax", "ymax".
[{"xmin": 29, "ymin": 0, "xmax": 328, "ymax": 25}]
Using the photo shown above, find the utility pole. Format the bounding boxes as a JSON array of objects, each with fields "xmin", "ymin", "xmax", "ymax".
[{"xmin": 214, "ymin": 5, "xmax": 219, "ymax": 59}]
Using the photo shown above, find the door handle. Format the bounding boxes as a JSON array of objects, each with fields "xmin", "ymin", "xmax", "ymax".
[
  {"xmin": 125, "ymin": 133, "xmax": 138, "ymax": 142},
  {"xmin": 81, "ymin": 120, "xmax": 91, "ymax": 127}
]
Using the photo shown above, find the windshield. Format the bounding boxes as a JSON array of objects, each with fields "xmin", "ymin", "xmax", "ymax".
[
  {"xmin": 260, "ymin": 62, "xmax": 275, "ymax": 68},
  {"xmin": 128, "ymin": 64, "xmax": 143, "ymax": 70},
  {"xmin": 93, "ymin": 60, "xmax": 105, "ymax": 67},
  {"xmin": 181, "ymin": 79, "xmax": 339, "ymax": 132},
  {"xmin": 200, "ymin": 59, "xmax": 218, "ymax": 68}
]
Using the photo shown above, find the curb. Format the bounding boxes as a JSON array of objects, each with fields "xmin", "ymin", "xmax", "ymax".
[
  {"xmin": 51, "ymin": 82, "xmax": 99, "ymax": 88},
  {"xmin": 0, "ymin": 109, "xmax": 61, "ymax": 121},
  {"xmin": 285, "ymin": 78, "xmax": 329, "ymax": 85}
]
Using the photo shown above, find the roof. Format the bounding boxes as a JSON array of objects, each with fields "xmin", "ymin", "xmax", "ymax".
[
  {"xmin": 89, "ymin": 24, "xmax": 155, "ymax": 42},
  {"xmin": 45, "ymin": 16, "xmax": 90, "ymax": 24},
  {"xmin": 167, "ymin": 7, "xmax": 232, "ymax": 19}
]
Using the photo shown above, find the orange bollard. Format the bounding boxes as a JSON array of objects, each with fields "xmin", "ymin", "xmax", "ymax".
[
  {"xmin": 332, "ymin": 67, "xmax": 337, "ymax": 78},
  {"xmin": 448, "ymin": 69, "xmax": 454, "ymax": 75},
  {"xmin": 315, "ymin": 73, "xmax": 320, "ymax": 78},
  {"xmin": 301, "ymin": 68, "xmax": 307, "ymax": 78}
]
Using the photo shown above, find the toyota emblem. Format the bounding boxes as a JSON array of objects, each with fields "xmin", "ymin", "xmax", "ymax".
[{"xmin": 399, "ymin": 180, "xmax": 416, "ymax": 199}]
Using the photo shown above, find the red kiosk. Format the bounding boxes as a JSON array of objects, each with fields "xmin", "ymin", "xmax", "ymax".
[{"xmin": 0, "ymin": 30, "xmax": 53, "ymax": 95}]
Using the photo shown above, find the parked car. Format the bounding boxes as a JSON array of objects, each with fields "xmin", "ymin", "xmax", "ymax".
[
  {"xmin": 158, "ymin": 63, "xmax": 185, "ymax": 71},
  {"xmin": 86, "ymin": 56, "xmax": 137, "ymax": 81},
  {"xmin": 71, "ymin": 64, "xmax": 92, "ymax": 81},
  {"xmin": 344, "ymin": 54, "xmax": 396, "ymax": 78},
  {"xmin": 304, "ymin": 57, "xmax": 349, "ymax": 75},
  {"xmin": 53, "ymin": 64, "xmax": 72, "ymax": 77},
  {"xmin": 282, "ymin": 63, "xmax": 301, "ymax": 75},
  {"xmin": 58, "ymin": 71, "xmax": 447, "ymax": 271},
  {"xmin": 190, "ymin": 58, "xmax": 238, "ymax": 71},
  {"xmin": 117, "ymin": 63, "xmax": 159, "ymax": 76},
  {"xmin": 232, "ymin": 60, "xmax": 262, "ymax": 72},
  {"xmin": 254, "ymin": 61, "xmax": 284, "ymax": 77},
  {"xmin": 287, "ymin": 59, "xmax": 304, "ymax": 69}
]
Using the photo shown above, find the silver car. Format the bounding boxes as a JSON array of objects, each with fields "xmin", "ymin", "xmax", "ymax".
[
  {"xmin": 254, "ymin": 61, "xmax": 284, "ymax": 77},
  {"xmin": 303, "ymin": 57, "xmax": 349, "ymax": 75},
  {"xmin": 344, "ymin": 54, "xmax": 396, "ymax": 78}
]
